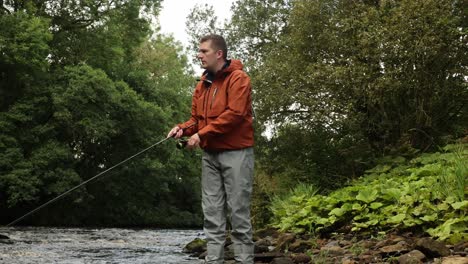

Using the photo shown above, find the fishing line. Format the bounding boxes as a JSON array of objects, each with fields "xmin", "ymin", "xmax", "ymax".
[{"xmin": 6, "ymin": 136, "xmax": 174, "ymax": 227}]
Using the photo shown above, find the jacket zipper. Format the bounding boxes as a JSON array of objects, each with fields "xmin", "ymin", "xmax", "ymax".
[
  {"xmin": 210, "ymin": 87, "xmax": 218, "ymax": 109},
  {"xmin": 203, "ymin": 86, "xmax": 210, "ymax": 118}
]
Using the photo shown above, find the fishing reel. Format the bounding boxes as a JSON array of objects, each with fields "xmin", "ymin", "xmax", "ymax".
[{"xmin": 176, "ymin": 139, "xmax": 188, "ymax": 149}]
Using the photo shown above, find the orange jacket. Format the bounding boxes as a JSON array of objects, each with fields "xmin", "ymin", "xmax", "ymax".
[{"xmin": 178, "ymin": 60, "xmax": 254, "ymax": 151}]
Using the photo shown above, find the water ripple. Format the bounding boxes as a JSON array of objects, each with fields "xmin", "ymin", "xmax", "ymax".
[{"xmin": 0, "ymin": 227, "xmax": 204, "ymax": 264}]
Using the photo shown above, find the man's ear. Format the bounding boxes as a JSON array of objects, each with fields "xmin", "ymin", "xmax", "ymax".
[{"xmin": 216, "ymin": 50, "xmax": 224, "ymax": 59}]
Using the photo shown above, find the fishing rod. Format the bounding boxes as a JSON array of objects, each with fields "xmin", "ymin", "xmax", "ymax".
[{"xmin": 5, "ymin": 124, "xmax": 195, "ymax": 227}]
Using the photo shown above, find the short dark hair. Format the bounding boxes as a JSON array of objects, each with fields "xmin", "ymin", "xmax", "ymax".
[{"xmin": 200, "ymin": 34, "xmax": 228, "ymax": 60}]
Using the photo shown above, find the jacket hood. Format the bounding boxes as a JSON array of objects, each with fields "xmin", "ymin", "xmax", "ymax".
[
  {"xmin": 223, "ymin": 59, "xmax": 244, "ymax": 73},
  {"xmin": 201, "ymin": 59, "xmax": 244, "ymax": 82}
]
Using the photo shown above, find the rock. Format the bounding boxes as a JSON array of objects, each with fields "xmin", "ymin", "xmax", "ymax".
[
  {"xmin": 398, "ymin": 250, "xmax": 426, "ymax": 264},
  {"xmin": 255, "ymin": 237, "xmax": 272, "ymax": 253},
  {"xmin": 183, "ymin": 238, "xmax": 207, "ymax": 254},
  {"xmin": 357, "ymin": 240, "xmax": 376, "ymax": 249},
  {"xmin": 254, "ymin": 252, "xmax": 285, "ymax": 262},
  {"xmin": 321, "ymin": 245, "xmax": 346, "ymax": 256},
  {"xmin": 416, "ymin": 237, "xmax": 451, "ymax": 257},
  {"xmin": 339, "ymin": 240, "xmax": 353, "ymax": 247},
  {"xmin": 0, "ymin": 239, "xmax": 13, "ymax": 245},
  {"xmin": 292, "ymin": 253, "xmax": 311, "ymax": 263},
  {"xmin": 0, "ymin": 234, "xmax": 12, "ymax": 244},
  {"xmin": 375, "ymin": 239, "xmax": 393, "ymax": 248},
  {"xmin": 254, "ymin": 244, "xmax": 270, "ymax": 253},
  {"xmin": 441, "ymin": 256, "xmax": 468, "ymax": 264},
  {"xmin": 380, "ymin": 241, "xmax": 411, "ymax": 255},
  {"xmin": 275, "ymin": 233, "xmax": 296, "ymax": 252},
  {"xmin": 198, "ymin": 251, "xmax": 207, "ymax": 259},
  {"xmin": 341, "ymin": 258, "xmax": 358, "ymax": 264},
  {"xmin": 359, "ymin": 251, "xmax": 383, "ymax": 263},
  {"xmin": 255, "ymin": 237, "xmax": 272, "ymax": 247},
  {"xmin": 254, "ymin": 227, "xmax": 280, "ymax": 239},
  {"xmin": 289, "ymin": 240, "xmax": 313, "ymax": 253},
  {"xmin": 325, "ymin": 240, "xmax": 340, "ymax": 247},
  {"xmin": 454, "ymin": 242, "xmax": 468, "ymax": 253},
  {"xmin": 270, "ymin": 257, "xmax": 294, "ymax": 264}
]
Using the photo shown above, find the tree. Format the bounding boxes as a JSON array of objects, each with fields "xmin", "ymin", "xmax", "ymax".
[{"xmin": 0, "ymin": 0, "xmax": 203, "ymax": 227}]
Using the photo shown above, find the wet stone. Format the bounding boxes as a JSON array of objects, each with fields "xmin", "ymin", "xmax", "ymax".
[
  {"xmin": 398, "ymin": 250, "xmax": 426, "ymax": 264},
  {"xmin": 183, "ymin": 237, "xmax": 207, "ymax": 254}
]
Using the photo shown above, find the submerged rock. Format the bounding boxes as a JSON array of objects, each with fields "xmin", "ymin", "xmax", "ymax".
[
  {"xmin": 183, "ymin": 237, "xmax": 207, "ymax": 256},
  {"xmin": 0, "ymin": 234, "xmax": 13, "ymax": 244}
]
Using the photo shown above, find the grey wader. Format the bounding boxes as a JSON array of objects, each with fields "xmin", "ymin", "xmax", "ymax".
[{"xmin": 201, "ymin": 147, "xmax": 254, "ymax": 264}]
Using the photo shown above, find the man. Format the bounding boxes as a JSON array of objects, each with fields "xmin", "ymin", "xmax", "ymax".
[{"xmin": 167, "ymin": 34, "xmax": 254, "ymax": 264}]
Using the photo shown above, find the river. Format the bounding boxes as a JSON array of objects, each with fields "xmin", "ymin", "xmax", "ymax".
[{"xmin": 0, "ymin": 227, "xmax": 203, "ymax": 263}]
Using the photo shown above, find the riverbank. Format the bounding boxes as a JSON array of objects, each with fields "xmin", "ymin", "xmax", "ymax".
[{"xmin": 184, "ymin": 228, "xmax": 468, "ymax": 263}]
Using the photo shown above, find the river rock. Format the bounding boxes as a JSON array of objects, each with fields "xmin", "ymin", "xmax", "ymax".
[
  {"xmin": 289, "ymin": 239, "xmax": 313, "ymax": 253},
  {"xmin": 359, "ymin": 251, "xmax": 383, "ymax": 263},
  {"xmin": 291, "ymin": 253, "xmax": 311, "ymax": 263},
  {"xmin": 321, "ymin": 245, "xmax": 346, "ymax": 256},
  {"xmin": 183, "ymin": 238, "xmax": 207, "ymax": 254},
  {"xmin": 0, "ymin": 234, "xmax": 12, "ymax": 245},
  {"xmin": 255, "ymin": 237, "xmax": 272, "ymax": 253},
  {"xmin": 380, "ymin": 241, "xmax": 411, "ymax": 256},
  {"xmin": 275, "ymin": 233, "xmax": 296, "ymax": 252},
  {"xmin": 398, "ymin": 250, "xmax": 426, "ymax": 264},
  {"xmin": 270, "ymin": 257, "xmax": 294, "ymax": 264},
  {"xmin": 254, "ymin": 252, "xmax": 285, "ymax": 262},
  {"xmin": 416, "ymin": 237, "xmax": 450, "ymax": 257},
  {"xmin": 441, "ymin": 256, "xmax": 468, "ymax": 264},
  {"xmin": 254, "ymin": 227, "xmax": 280, "ymax": 239},
  {"xmin": 454, "ymin": 241, "xmax": 468, "ymax": 254}
]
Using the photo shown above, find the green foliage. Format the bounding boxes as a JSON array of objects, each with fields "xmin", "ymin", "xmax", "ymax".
[
  {"xmin": 256, "ymin": 0, "xmax": 466, "ymax": 150},
  {"xmin": 0, "ymin": 0, "xmax": 202, "ymax": 227},
  {"xmin": 223, "ymin": 0, "xmax": 466, "ymax": 215},
  {"xmin": 271, "ymin": 144, "xmax": 468, "ymax": 243}
]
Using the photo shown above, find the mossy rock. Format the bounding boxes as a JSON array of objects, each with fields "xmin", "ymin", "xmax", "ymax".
[{"xmin": 184, "ymin": 238, "xmax": 207, "ymax": 253}]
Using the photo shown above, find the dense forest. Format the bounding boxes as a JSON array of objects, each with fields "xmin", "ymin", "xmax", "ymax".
[
  {"xmin": 1, "ymin": 0, "xmax": 466, "ymax": 235},
  {"xmin": 0, "ymin": 0, "xmax": 202, "ymax": 227}
]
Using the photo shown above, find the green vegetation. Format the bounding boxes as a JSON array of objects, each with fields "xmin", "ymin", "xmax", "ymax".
[
  {"xmin": 270, "ymin": 144, "xmax": 467, "ymax": 243},
  {"xmin": 0, "ymin": 0, "xmax": 202, "ymax": 227},
  {"xmin": 1, "ymin": 0, "xmax": 466, "ymax": 232}
]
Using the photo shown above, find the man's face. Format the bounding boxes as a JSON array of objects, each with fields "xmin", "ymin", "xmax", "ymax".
[{"xmin": 197, "ymin": 40, "xmax": 221, "ymax": 71}]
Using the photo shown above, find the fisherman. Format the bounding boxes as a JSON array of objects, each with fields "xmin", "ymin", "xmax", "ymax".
[{"xmin": 168, "ymin": 34, "xmax": 255, "ymax": 264}]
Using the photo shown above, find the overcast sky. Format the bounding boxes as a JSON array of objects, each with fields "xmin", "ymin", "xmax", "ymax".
[{"xmin": 158, "ymin": 0, "xmax": 235, "ymax": 49}]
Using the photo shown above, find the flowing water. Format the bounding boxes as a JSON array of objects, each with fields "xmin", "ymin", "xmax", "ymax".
[{"xmin": 0, "ymin": 227, "xmax": 203, "ymax": 264}]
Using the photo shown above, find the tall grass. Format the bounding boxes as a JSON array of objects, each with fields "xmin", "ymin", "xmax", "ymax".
[{"xmin": 437, "ymin": 144, "xmax": 467, "ymax": 202}]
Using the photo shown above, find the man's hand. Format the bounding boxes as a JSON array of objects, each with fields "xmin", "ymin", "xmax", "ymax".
[
  {"xmin": 187, "ymin": 133, "xmax": 200, "ymax": 149},
  {"xmin": 168, "ymin": 126, "xmax": 183, "ymax": 139}
]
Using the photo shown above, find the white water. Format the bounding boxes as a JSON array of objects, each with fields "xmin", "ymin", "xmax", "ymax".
[{"xmin": 0, "ymin": 227, "xmax": 203, "ymax": 263}]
